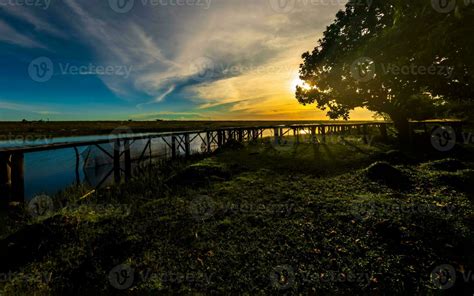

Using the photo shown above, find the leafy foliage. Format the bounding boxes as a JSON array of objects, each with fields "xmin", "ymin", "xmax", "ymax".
[{"xmin": 297, "ymin": 0, "xmax": 474, "ymax": 139}]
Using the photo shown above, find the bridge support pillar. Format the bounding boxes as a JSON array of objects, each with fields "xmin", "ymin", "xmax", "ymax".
[
  {"xmin": 380, "ymin": 124, "xmax": 388, "ymax": 141},
  {"xmin": 363, "ymin": 125, "xmax": 369, "ymax": 144},
  {"xmin": 11, "ymin": 153, "xmax": 24, "ymax": 202},
  {"xmin": 206, "ymin": 132, "xmax": 212, "ymax": 153},
  {"xmin": 0, "ymin": 153, "xmax": 11, "ymax": 204},
  {"xmin": 184, "ymin": 134, "xmax": 190, "ymax": 157},
  {"xmin": 124, "ymin": 139, "xmax": 132, "ymax": 181},
  {"xmin": 114, "ymin": 140, "xmax": 121, "ymax": 183}
]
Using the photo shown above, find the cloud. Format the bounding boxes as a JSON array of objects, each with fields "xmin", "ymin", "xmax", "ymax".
[
  {"xmin": 0, "ymin": 100, "xmax": 58, "ymax": 115},
  {"xmin": 3, "ymin": 6, "xmax": 66, "ymax": 38},
  {"xmin": 0, "ymin": 0, "xmax": 373, "ymax": 120},
  {"xmin": 0, "ymin": 19, "xmax": 46, "ymax": 48}
]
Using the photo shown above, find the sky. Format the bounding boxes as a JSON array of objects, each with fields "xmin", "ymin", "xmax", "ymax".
[{"xmin": 0, "ymin": 0, "xmax": 373, "ymax": 121}]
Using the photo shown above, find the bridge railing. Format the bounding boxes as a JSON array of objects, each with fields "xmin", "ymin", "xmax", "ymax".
[{"xmin": 0, "ymin": 122, "xmax": 391, "ymax": 202}]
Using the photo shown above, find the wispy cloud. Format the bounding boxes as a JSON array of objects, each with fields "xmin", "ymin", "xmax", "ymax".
[
  {"xmin": 0, "ymin": 19, "xmax": 46, "ymax": 49},
  {"xmin": 3, "ymin": 6, "xmax": 66, "ymax": 38},
  {"xmin": 0, "ymin": 100, "xmax": 58, "ymax": 115},
  {"xmin": 0, "ymin": 0, "xmax": 374, "ymax": 120}
]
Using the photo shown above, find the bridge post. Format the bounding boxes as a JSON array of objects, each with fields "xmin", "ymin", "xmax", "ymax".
[
  {"xmin": 11, "ymin": 153, "xmax": 24, "ymax": 202},
  {"xmin": 0, "ymin": 153, "xmax": 11, "ymax": 203},
  {"xmin": 184, "ymin": 134, "xmax": 191, "ymax": 157},
  {"xmin": 124, "ymin": 139, "xmax": 132, "ymax": 181},
  {"xmin": 362, "ymin": 125, "xmax": 369, "ymax": 144},
  {"xmin": 311, "ymin": 126, "xmax": 316, "ymax": 144},
  {"xmin": 73, "ymin": 147, "xmax": 80, "ymax": 185},
  {"xmin": 171, "ymin": 136, "xmax": 177, "ymax": 158},
  {"xmin": 206, "ymin": 131, "xmax": 212, "ymax": 153},
  {"xmin": 379, "ymin": 124, "xmax": 388, "ymax": 141},
  {"xmin": 114, "ymin": 140, "xmax": 121, "ymax": 183},
  {"xmin": 238, "ymin": 129, "xmax": 243, "ymax": 143},
  {"xmin": 217, "ymin": 131, "xmax": 223, "ymax": 147},
  {"xmin": 321, "ymin": 126, "xmax": 326, "ymax": 143},
  {"xmin": 274, "ymin": 128, "xmax": 279, "ymax": 145}
]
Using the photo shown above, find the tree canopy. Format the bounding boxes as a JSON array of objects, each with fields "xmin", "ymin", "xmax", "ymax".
[{"xmin": 296, "ymin": 0, "xmax": 474, "ymax": 140}]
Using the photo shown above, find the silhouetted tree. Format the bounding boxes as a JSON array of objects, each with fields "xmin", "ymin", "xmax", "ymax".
[{"xmin": 297, "ymin": 0, "xmax": 474, "ymax": 143}]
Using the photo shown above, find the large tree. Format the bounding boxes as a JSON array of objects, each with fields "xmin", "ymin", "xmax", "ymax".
[{"xmin": 296, "ymin": 0, "xmax": 474, "ymax": 142}]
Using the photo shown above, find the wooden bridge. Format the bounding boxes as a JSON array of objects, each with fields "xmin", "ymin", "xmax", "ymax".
[{"xmin": 0, "ymin": 122, "xmax": 390, "ymax": 203}]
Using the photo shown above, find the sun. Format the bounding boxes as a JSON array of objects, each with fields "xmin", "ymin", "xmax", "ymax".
[{"xmin": 290, "ymin": 75, "xmax": 310, "ymax": 92}]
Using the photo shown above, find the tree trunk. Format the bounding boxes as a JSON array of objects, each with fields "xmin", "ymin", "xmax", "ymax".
[{"xmin": 391, "ymin": 116, "xmax": 411, "ymax": 146}]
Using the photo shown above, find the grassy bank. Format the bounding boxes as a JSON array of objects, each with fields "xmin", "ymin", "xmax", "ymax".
[{"xmin": 1, "ymin": 136, "xmax": 473, "ymax": 295}]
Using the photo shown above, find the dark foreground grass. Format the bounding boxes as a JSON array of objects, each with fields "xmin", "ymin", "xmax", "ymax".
[{"xmin": 1, "ymin": 136, "xmax": 473, "ymax": 295}]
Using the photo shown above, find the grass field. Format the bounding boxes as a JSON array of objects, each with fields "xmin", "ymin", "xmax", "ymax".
[
  {"xmin": 0, "ymin": 120, "xmax": 374, "ymax": 138},
  {"xmin": 1, "ymin": 135, "xmax": 473, "ymax": 294}
]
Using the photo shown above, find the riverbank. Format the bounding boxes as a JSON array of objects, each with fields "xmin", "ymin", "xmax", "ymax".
[
  {"xmin": 1, "ymin": 138, "xmax": 473, "ymax": 294},
  {"xmin": 0, "ymin": 120, "xmax": 373, "ymax": 138}
]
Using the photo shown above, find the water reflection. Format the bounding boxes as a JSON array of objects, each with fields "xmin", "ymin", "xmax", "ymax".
[{"xmin": 0, "ymin": 133, "xmax": 209, "ymax": 201}]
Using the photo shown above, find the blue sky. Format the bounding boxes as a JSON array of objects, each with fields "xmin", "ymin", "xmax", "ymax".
[{"xmin": 0, "ymin": 0, "xmax": 372, "ymax": 121}]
